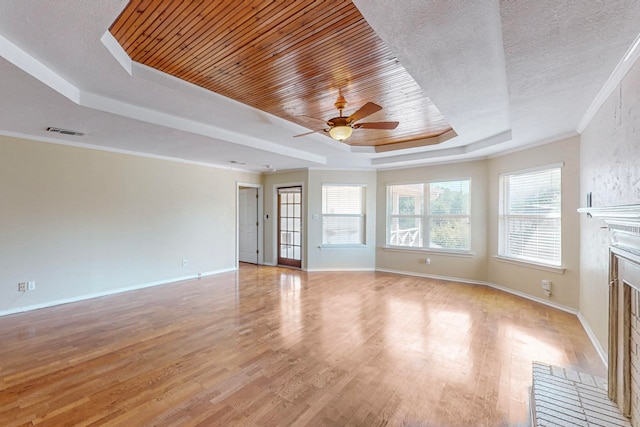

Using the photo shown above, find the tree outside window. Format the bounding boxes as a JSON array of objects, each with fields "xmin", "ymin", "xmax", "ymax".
[{"xmin": 387, "ymin": 180, "xmax": 470, "ymax": 251}]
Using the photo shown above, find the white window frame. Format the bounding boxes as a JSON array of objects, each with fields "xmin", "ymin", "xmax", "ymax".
[
  {"xmin": 386, "ymin": 179, "xmax": 471, "ymax": 253},
  {"xmin": 498, "ymin": 163, "xmax": 563, "ymax": 269},
  {"xmin": 321, "ymin": 184, "xmax": 366, "ymax": 246}
]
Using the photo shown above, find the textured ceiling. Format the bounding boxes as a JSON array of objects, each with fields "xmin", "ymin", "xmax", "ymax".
[
  {"xmin": 109, "ymin": 0, "xmax": 452, "ymax": 150},
  {"xmin": 0, "ymin": 1, "xmax": 638, "ymax": 171}
]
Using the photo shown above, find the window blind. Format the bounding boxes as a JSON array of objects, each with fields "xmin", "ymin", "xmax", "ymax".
[
  {"xmin": 499, "ymin": 167, "xmax": 561, "ymax": 265},
  {"xmin": 322, "ymin": 185, "xmax": 365, "ymax": 245}
]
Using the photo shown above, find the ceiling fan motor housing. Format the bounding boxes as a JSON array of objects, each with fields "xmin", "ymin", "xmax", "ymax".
[{"xmin": 328, "ymin": 116, "xmax": 351, "ymax": 127}]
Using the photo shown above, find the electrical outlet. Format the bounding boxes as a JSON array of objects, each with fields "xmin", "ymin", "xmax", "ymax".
[
  {"xmin": 426, "ymin": 258, "xmax": 431, "ymax": 265},
  {"xmin": 27, "ymin": 281, "xmax": 36, "ymax": 291},
  {"xmin": 182, "ymin": 259, "xmax": 188, "ymax": 267},
  {"xmin": 18, "ymin": 282, "xmax": 27, "ymax": 292},
  {"xmin": 541, "ymin": 280, "xmax": 551, "ymax": 291}
]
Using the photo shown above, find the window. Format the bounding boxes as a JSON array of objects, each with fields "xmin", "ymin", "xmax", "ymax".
[
  {"xmin": 386, "ymin": 179, "xmax": 470, "ymax": 251},
  {"xmin": 499, "ymin": 166, "xmax": 561, "ymax": 266},
  {"xmin": 322, "ymin": 184, "xmax": 365, "ymax": 245}
]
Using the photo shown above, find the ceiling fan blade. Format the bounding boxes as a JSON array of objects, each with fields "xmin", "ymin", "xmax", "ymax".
[
  {"xmin": 347, "ymin": 102, "xmax": 382, "ymax": 123},
  {"xmin": 354, "ymin": 121, "xmax": 399, "ymax": 130},
  {"xmin": 293, "ymin": 129, "xmax": 323, "ymax": 138}
]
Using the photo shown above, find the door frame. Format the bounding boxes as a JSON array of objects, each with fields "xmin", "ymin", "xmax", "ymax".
[
  {"xmin": 236, "ymin": 182, "xmax": 263, "ymax": 268},
  {"xmin": 272, "ymin": 181, "xmax": 305, "ymax": 270}
]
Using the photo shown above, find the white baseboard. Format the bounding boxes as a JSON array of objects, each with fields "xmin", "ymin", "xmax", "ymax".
[
  {"xmin": 376, "ymin": 267, "xmax": 490, "ymax": 286},
  {"xmin": 376, "ymin": 268, "xmax": 578, "ymax": 314},
  {"xmin": 486, "ymin": 282, "xmax": 578, "ymax": 315},
  {"xmin": 306, "ymin": 267, "xmax": 376, "ymax": 272},
  {"xmin": 0, "ymin": 267, "xmax": 236, "ymax": 317},
  {"xmin": 257, "ymin": 263, "xmax": 375, "ymax": 272},
  {"xmin": 577, "ymin": 312, "xmax": 608, "ymax": 368}
]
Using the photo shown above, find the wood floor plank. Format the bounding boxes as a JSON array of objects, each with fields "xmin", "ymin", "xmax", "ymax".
[{"xmin": 0, "ymin": 265, "xmax": 605, "ymax": 426}]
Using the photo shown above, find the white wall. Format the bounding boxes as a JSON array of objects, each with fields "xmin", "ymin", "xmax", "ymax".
[
  {"xmin": 487, "ymin": 136, "xmax": 581, "ymax": 310},
  {"xmin": 306, "ymin": 169, "xmax": 377, "ymax": 271},
  {"xmin": 375, "ymin": 160, "xmax": 489, "ymax": 281},
  {"xmin": 0, "ymin": 135, "xmax": 259, "ymax": 315},
  {"xmin": 580, "ymin": 56, "xmax": 640, "ymax": 353}
]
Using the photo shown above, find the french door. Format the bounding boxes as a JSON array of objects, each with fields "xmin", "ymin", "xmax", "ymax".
[{"xmin": 277, "ymin": 186, "xmax": 302, "ymax": 268}]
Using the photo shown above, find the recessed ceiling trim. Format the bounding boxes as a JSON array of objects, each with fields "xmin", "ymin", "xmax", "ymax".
[
  {"xmin": 371, "ymin": 130, "xmax": 512, "ymax": 166},
  {"xmin": 0, "ymin": 33, "xmax": 80, "ymax": 103},
  {"xmin": 373, "ymin": 129, "xmax": 458, "ymax": 153},
  {"xmin": 100, "ymin": 31, "xmax": 131, "ymax": 75},
  {"xmin": 80, "ymin": 91, "xmax": 327, "ymax": 165},
  {"xmin": 0, "ymin": 30, "xmax": 327, "ymax": 166}
]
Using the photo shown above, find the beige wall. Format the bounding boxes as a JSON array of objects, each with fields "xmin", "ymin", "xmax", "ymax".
[
  {"xmin": 487, "ymin": 136, "xmax": 581, "ymax": 309},
  {"xmin": 263, "ymin": 169, "xmax": 377, "ymax": 271},
  {"xmin": 373, "ymin": 140, "xmax": 581, "ymax": 312},
  {"xmin": 375, "ymin": 160, "xmax": 489, "ymax": 282},
  {"xmin": 0, "ymin": 135, "xmax": 259, "ymax": 315},
  {"xmin": 307, "ymin": 169, "xmax": 377, "ymax": 271},
  {"xmin": 580, "ymin": 57, "xmax": 640, "ymax": 354},
  {"xmin": 1, "ymin": 113, "xmax": 611, "ymax": 324}
]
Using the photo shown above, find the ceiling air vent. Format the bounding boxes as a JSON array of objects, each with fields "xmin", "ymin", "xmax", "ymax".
[{"xmin": 45, "ymin": 127, "xmax": 85, "ymax": 137}]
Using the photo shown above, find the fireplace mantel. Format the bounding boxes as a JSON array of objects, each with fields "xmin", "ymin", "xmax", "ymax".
[
  {"xmin": 578, "ymin": 204, "xmax": 640, "ymax": 226},
  {"xmin": 579, "ymin": 204, "xmax": 640, "ymax": 257}
]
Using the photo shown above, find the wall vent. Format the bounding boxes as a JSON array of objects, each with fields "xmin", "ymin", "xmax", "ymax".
[{"xmin": 45, "ymin": 127, "xmax": 85, "ymax": 137}]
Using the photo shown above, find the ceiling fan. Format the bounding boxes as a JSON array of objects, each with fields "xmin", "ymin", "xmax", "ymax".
[{"xmin": 294, "ymin": 94, "xmax": 399, "ymax": 141}]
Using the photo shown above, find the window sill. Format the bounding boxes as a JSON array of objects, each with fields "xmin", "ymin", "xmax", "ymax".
[
  {"xmin": 382, "ymin": 246, "xmax": 474, "ymax": 258},
  {"xmin": 318, "ymin": 244, "xmax": 369, "ymax": 250},
  {"xmin": 493, "ymin": 255, "xmax": 565, "ymax": 274}
]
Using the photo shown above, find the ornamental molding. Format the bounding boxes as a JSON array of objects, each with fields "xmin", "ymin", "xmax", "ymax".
[{"xmin": 579, "ymin": 204, "xmax": 640, "ymax": 256}]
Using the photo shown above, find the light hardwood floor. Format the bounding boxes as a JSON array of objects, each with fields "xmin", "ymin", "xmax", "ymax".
[{"xmin": 0, "ymin": 265, "xmax": 605, "ymax": 426}]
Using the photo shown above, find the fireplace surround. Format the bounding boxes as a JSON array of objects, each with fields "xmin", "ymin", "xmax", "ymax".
[{"xmin": 579, "ymin": 204, "xmax": 640, "ymax": 424}]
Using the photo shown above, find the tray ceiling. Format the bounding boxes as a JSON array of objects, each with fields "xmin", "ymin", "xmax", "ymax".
[
  {"xmin": 109, "ymin": 0, "xmax": 452, "ymax": 151},
  {"xmin": 0, "ymin": 1, "xmax": 639, "ymax": 171}
]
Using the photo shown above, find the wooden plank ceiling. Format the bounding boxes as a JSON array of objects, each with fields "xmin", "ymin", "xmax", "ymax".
[{"xmin": 110, "ymin": 0, "xmax": 453, "ymax": 150}]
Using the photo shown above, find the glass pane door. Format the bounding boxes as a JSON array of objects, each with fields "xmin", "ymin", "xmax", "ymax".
[{"xmin": 277, "ymin": 186, "xmax": 302, "ymax": 268}]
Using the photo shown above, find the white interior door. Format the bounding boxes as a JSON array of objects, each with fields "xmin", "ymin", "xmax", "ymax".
[{"xmin": 239, "ymin": 187, "xmax": 258, "ymax": 263}]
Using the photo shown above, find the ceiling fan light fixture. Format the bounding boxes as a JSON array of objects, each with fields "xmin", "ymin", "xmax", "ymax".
[{"xmin": 329, "ymin": 125, "xmax": 353, "ymax": 141}]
